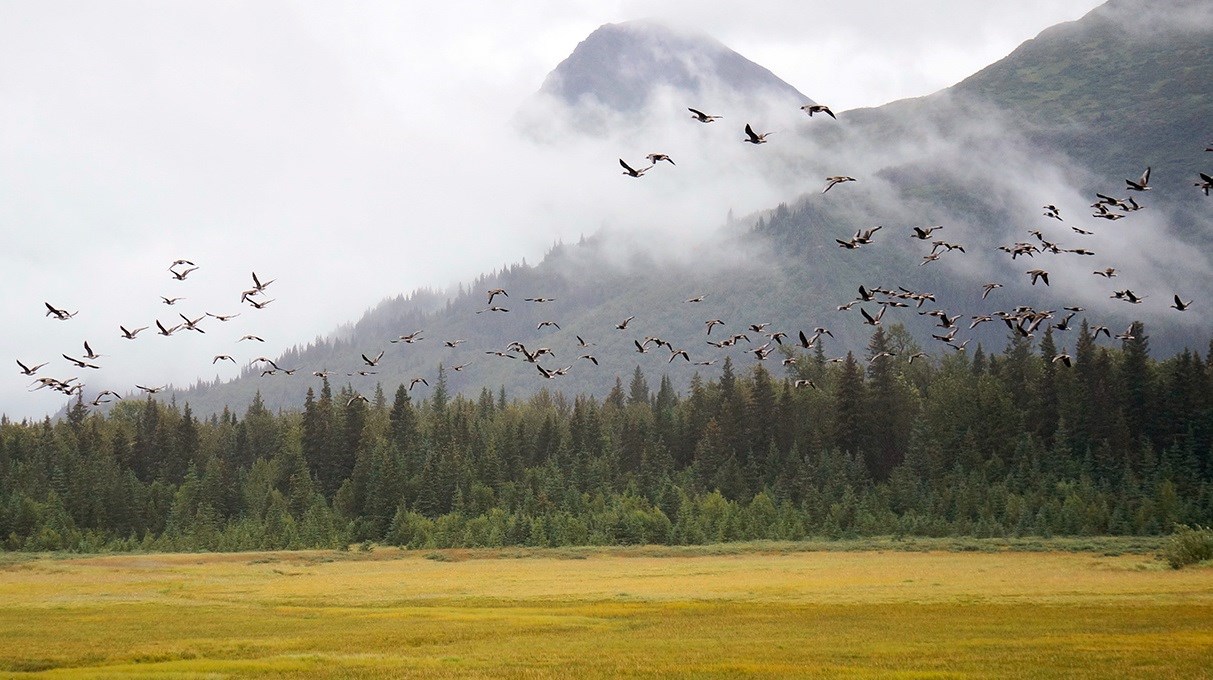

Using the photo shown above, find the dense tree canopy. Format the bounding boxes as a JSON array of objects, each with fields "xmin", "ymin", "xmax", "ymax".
[{"xmin": 2, "ymin": 323, "xmax": 1211, "ymax": 552}]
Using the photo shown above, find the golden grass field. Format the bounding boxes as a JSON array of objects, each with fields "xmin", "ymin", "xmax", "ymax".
[{"xmin": 0, "ymin": 540, "xmax": 1210, "ymax": 678}]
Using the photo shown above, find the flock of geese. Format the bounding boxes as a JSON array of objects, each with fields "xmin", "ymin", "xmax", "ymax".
[
  {"xmin": 13, "ymin": 101, "xmax": 1213, "ymax": 410},
  {"xmin": 21, "ymin": 264, "xmax": 280, "ymax": 406}
]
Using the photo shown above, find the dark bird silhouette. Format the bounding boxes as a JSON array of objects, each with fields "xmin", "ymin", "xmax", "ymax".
[
  {"xmin": 81, "ymin": 342, "xmax": 103, "ymax": 360},
  {"xmin": 206, "ymin": 312, "xmax": 240, "ymax": 322},
  {"xmin": 155, "ymin": 320, "xmax": 180, "ymax": 336},
  {"xmin": 1196, "ymin": 172, "xmax": 1213, "ymax": 196},
  {"xmin": 251, "ymin": 271, "xmax": 275, "ymax": 292},
  {"xmin": 361, "ymin": 351, "xmax": 384, "ymax": 367},
  {"xmin": 245, "ymin": 297, "xmax": 275, "ymax": 309},
  {"xmin": 1026, "ymin": 269, "xmax": 1050, "ymax": 286},
  {"xmin": 119, "ymin": 325, "xmax": 148, "ymax": 340},
  {"xmin": 238, "ymin": 334, "xmax": 265, "ymax": 343},
  {"xmin": 169, "ymin": 266, "xmax": 199, "ymax": 280},
  {"xmin": 213, "ymin": 355, "xmax": 236, "ymax": 364},
  {"xmin": 822, "ymin": 176, "xmax": 856, "ymax": 193},
  {"xmin": 981, "ymin": 283, "xmax": 1003, "ymax": 300},
  {"xmin": 1125, "ymin": 166, "xmax": 1151, "ymax": 191},
  {"xmin": 160, "ymin": 296, "xmax": 185, "ymax": 305},
  {"xmin": 486, "ymin": 288, "xmax": 508, "ymax": 304},
  {"xmin": 1171, "ymin": 294, "xmax": 1192, "ymax": 311},
  {"xmin": 616, "ymin": 316, "xmax": 635, "ymax": 330},
  {"xmin": 646, "ymin": 153, "xmax": 675, "ymax": 166},
  {"xmin": 408, "ymin": 377, "xmax": 429, "ymax": 391},
  {"xmin": 62, "ymin": 354, "xmax": 100, "ymax": 370},
  {"xmin": 800, "ymin": 104, "xmax": 835, "ymax": 119},
  {"xmin": 44, "ymin": 302, "xmax": 77, "ymax": 320},
  {"xmin": 178, "ymin": 313, "xmax": 206, "ymax": 333},
  {"xmin": 16, "ymin": 359, "xmax": 48, "ymax": 376},
  {"xmin": 743, "ymin": 123, "xmax": 771, "ymax": 144},
  {"xmin": 619, "ymin": 158, "xmax": 653, "ymax": 178},
  {"xmin": 911, "ymin": 226, "xmax": 943, "ymax": 240},
  {"xmin": 688, "ymin": 107, "xmax": 722, "ymax": 123},
  {"xmin": 860, "ymin": 306, "xmax": 886, "ymax": 326},
  {"xmin": 347, "ymin": 395, "xmax": 369, "ymax": 407}
]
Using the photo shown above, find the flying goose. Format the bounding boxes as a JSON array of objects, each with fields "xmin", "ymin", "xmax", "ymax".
[
  {"xmin": 981, "ymin": 283, "xmax": 1003, "ymax": 299},
  {"xmin": 81, "ymin": 341, "xmax": 103, "ymax": 360},
  {"xmin": 178, "ymin": 313, "xmax": 206, "ymax": 333},
  {"xmin": 742, "ymin": 123, "xmax": 772, "ymax": 144},
  {"xmin": 408, "ymin": 377, "xmax": 429, "ymax": 391},
  {"xmin": 525, "ymin": 297, "xmax": 556, "ymax": 303},
  {"xmin": 452, "ymin": 362, "xmax": 473, "ymax": 372},
  {"xmin": 1043, "ymin": 205, "xmax": 1062, "ymax": 220},
  {"xmin": 578, "ymin": 354, "xmax": 599, "ymax": 366},
  {"xmin": 443, "ymin": 339, "xmax": 467, "ymax": 348},
  {"xmin": 62, "ymin": 354, "xmax": 100, "ymax": 370},
  {"xmin": 160, "ymin": 296, "xmax": 185, "ymax": 305},
  {"xmin": 1125, "ymin": 166, "xmax": 1151, "ymax": 191},
  {"xmin": 684, "ymin": 295, "xmax": 706, "ymax": 303},
  {"xmin": 1171, "ymin": 294, "xmax": 1192, "ymax": 311},
  {"xmin": 206, "ymin": 312, "xmax": 240, "ymax": 321},
  {"xmin": 213, "ymin": 355, "xmax": 236, "ymax": 364},
  {"xmin": 91, "ymin": 390, "xmax": 123, "ymax": 406},
  {"xmin": 486, "ymin": 288, "xmax": 508, "ymax": 304},
  {"xmin": 822, "ymin": 176, "xmax": 856, "ymax": 193},
  {"xmin": 119, "ymin": 325, "xmax": 148, "ymax": 340},
  {"xmin": 169, "ymin": 266, "xmax": 199, "ymax": 280},
  {"xmin": 616, "ymin": 316, "xmax": 635, "ymax": 330},
  {"xmin": 44, "ymin": 302, "xmax": 77, "ymax": 320},
  {"xmin": 619, "ymin": 158, "xmax": 653, "ymax": 178},
  {"xmin": 646, "ymin": 153, "xmax": 675, "ymax": 165},
  {"xmin": 135, "ymin": 384, "xmax": 167, "ymax": 394},
  {"xmin": 251, "ymin": 271, "xmax": 275, "ymax": 292},
  {"xmin": 1026, "ymin": 269, "xmax": 1050, "ymax": 286},
  {"xmin": 155, "ymin": 320, "xmax": 180, "ymax": 336},
  {"xmin": 476, "ymin": 306, "xmax": 509, "ymax": 313},
  {"xmin": 245, "ymin": 297, "xmax": 275, "ymax": 309},
  {"xmin": 688, "ymin": 107, "xmax": 722, "ymax": 123},
  {"xmin": 16, "ymin": 359, "xmax": 48, "ymax": 376},
  {"xmin": 800, "ymin": 104, "xmax": 835, "ymax": 119},
  {"xmin": 1197, "ymin": 172, "xmax": 1213, "ymax": 196},
  {"xmin": 860, "ymin": 306, "xmax": 886, "ymax": 326},
  {"xmin": 537, "ymin": 321, "xmax": 560, "ymax": 330},
  {"xmin": 361, "ymin": 351, "xmax": 384, "ymax": 367},
  {"xmin": 911, "ymin": 225, "xmax": 943, "ymax": 239},
  {"xmin": 238, "ymin": 334, "xmax": 265, "ymax": 343},
  {"xmin": 347, "ymin": 395, "xmax": 369, "ymax": 407},
  {"xmin": 390, "ymin": 331, "xmax": 424, "ymax": 343}
]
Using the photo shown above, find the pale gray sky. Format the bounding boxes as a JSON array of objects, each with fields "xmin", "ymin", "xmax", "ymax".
[{"xmin": 0, "ymin": 1, "xmax": 1106, "ymax": 419}]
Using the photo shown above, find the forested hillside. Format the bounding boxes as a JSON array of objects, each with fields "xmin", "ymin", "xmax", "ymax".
[{"xmin": 4, "ymin": 323, "xmax": 1210, "ymax": 551}]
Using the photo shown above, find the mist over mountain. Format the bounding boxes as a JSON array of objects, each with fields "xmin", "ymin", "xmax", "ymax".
[
  {"xmin": 518, "ymin": 20, "xmax": 810, "ymax": 136},
  {"xmin": 136, "ymin": 0, "xmax": 1213, "ymax": 417}
]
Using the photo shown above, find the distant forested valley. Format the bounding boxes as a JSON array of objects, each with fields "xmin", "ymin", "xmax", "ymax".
[{"xmin": 2, "ymin": 321, "xmax": 1211, "ymax": 552}]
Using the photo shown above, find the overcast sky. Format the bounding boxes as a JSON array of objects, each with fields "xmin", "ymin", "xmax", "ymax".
[{"xmin": 0, "ymin": 0, "xmax": 1107, "ymax": 420}]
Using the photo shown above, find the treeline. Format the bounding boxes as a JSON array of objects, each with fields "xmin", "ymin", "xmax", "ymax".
[{"xmin": 1, "ymin": 321, "xmax": 1211, "ymax": 552}]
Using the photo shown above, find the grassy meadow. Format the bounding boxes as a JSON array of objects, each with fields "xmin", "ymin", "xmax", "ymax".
[{"xmin": 0, "ymin": 539, "xmax": 1210, "ymax": 678}]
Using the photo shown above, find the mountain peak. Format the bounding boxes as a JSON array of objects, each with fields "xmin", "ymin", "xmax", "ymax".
[{"xmin": 535, "ymin": 20, "xmax": 810, "ymax": 114}]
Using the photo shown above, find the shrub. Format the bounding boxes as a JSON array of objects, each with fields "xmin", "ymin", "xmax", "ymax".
[{"xmin": 1162, "ymin": 524, "xmax": 1213, "ymax": 569}]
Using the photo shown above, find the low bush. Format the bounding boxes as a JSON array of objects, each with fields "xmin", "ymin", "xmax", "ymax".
[{"xmin": 1162, "ymin": 524, "xmax": 1213, "ymax": 569}]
